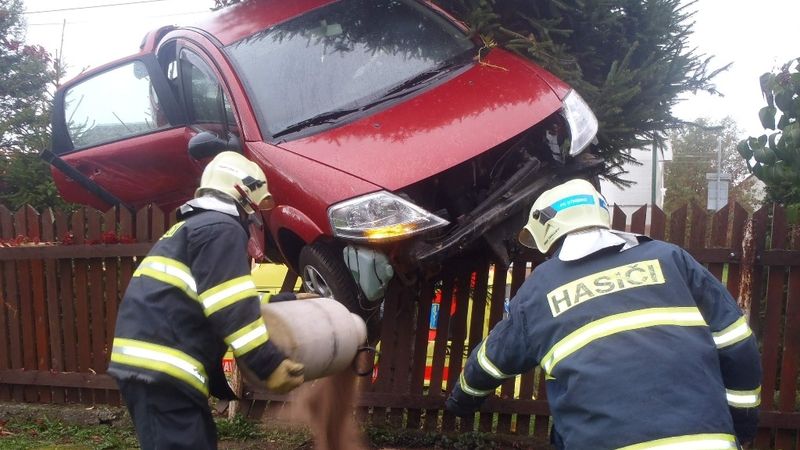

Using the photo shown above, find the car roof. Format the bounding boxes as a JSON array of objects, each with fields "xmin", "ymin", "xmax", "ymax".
[{"xmin": 190, "ymin": 0, "xmax": 339, "ymax": 47}]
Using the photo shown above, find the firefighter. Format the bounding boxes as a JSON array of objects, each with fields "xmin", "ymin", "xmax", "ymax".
[
  {"xmin": 446, "ymin": 179, "xmax": 762, "ymax": 450},
  {"xmin": 109, "ymin": 151, "xmax": 305, "ymax": 450}
]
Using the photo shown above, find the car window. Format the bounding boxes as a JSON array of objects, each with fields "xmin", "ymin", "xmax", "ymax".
[
  {"xmin": 64, "ymin": 60, "xmax": 169, "ymax": 149},
  {"xmin": 225, "ymin": 0, "xmax": 476, "ymax": 139},
  {"xmin": 179, "ymin": 50, "xmax": 236, "ymax": 129}
]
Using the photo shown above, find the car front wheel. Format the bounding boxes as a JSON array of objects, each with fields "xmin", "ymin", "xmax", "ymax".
[{"xmin": 298, "ymin": 242, "xmax": 381, "ymax": 340}]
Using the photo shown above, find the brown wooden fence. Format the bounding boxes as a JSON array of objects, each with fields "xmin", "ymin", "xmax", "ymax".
[{"xmin": 0, "ymin": 202, "xmax": 798, "ymax": 448}]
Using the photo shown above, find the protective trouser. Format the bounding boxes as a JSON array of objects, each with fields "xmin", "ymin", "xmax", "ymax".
[{"xmin": 119, "ymin": 379, "xmax": 217, "ymax": 450}]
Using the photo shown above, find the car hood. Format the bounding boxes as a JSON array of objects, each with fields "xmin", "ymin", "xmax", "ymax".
[{"xmin": 278, "ymin": 49, "xmax": 565, "ymax": 192}]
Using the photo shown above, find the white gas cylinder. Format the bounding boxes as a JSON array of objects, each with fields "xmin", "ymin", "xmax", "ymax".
[{"xmin": 260, "ymin": 297, "xmax": 367, "ymax": 381}]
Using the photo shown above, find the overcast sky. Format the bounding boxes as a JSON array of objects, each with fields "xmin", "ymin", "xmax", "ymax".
[{"xmin": 21, "ymin": 0, "xmax": 800, "ymax": 139}]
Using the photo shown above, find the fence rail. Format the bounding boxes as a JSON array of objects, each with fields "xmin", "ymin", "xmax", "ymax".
[{"xmin": 0, "ymin": 202, "xmax": 798, "ymax": 448}]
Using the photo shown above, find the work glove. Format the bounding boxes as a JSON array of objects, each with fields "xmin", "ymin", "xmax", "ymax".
[
  {"xmin": 265, "ymin": 359, "xmax": 305, "ymax": 393},
  {"xmin": 268, "ymin": 292, "xmax": 321, "ymax": 303},
  {"xmin": 445, "ymin": 393, "xmax": 481, "ymax": 418}
]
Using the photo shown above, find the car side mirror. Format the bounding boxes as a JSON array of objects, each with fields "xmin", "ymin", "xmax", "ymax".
[{"xmin": 188, "ymin": 131, "xmax": 242, "ymax": 160}]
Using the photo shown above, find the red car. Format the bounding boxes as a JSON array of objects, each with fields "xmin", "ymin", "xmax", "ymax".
[{"xmin": 45, "ymin": 0, "xmax": 602, "ymax": 326}]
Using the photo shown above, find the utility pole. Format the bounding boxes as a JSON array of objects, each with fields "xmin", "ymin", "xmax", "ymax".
[
  {"xmin": 651, "ymin": 137, "xmax": 658, "ymax": 206},
  {"xmin": 715, "ymin": 136, "xmax": 722, "ymax": 210}
]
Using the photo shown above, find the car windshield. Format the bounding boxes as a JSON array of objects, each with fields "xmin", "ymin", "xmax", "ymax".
[{"xmin": 225, "ymin": 0, "xmax": 476, "ymax": 139}]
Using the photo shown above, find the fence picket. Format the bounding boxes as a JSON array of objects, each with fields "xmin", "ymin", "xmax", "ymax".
[
  {"xmin": 630, "ymin": 205, "xmax": 647, "ymax": 234},
  {"xmin": 405, "ymin": 280, "xmax": 435, "ymax": 430},
  {"xmin": 54, "ymin": 210, "xmax": 79, "ymax": 403},
  {"xmin": 41, "ymin": 209, "xmax": 63, "ymax": 403},
  {"xmin": 611, "ymin": 205, "xmax": 626, "ymax": 231},
  {"xmin": 649, "ymin": 205, "xmax": 666, "ymax": 240},
  {"xmin": 442, "ymin": 271, "xmax": 471, "ymax": 431},
  {"xmin": 512, "ymin": 260, "xmax": 536, "ymax": 436},
  {"xmin": 707, "ymin": 204, "xmax": 729, "ymax": 281},
  {"xmin": 726, "ymin": 204, "xmax": 748, "ymax": 305},
  {"xmin": 424, "ymin": 275, "xmax": 455, "ymax": 431},
  {"xmin": 70, "ymin": 209, "xmax": 92, "ymax": 404},
  {"xmin": 777, "ymin": 263, "xmax": 800, "ymax": 449},
  {"xmin": 0, "ymin": 206, "xmax": 18, "ymax": 401},
  {"xmin": 459, "ymin": 261, "xmax": 490, "ymax": 432},
  {"xmin": 481, "ymin": 265, "xmax": 507, "ymax": 433},
  {"xmin": 387, "ymin": 285, "xmax": 416, "ymax": 428},
  {"xmin": 14, "ymin": 207, "xmax": 38, "ymax": 402},
  {"xmin": 103, "ymin": 208, "xmax": 121, "ymax": 406},
  {"xmin": 25, "ymin": 206, "xmax": 52, "ymax": 403},
  {"xmin": 668, "ymin": 205, "xmax": 687, "ymax": 246}
]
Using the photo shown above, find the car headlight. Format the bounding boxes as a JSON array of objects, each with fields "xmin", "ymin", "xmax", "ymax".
[
  {"xmin": 329, "ymin": 191, "xmax": 449, "ymax": 242},
  {"xmin": 562, "ymin": 89, "xmax": 598, "ymax": 156}
]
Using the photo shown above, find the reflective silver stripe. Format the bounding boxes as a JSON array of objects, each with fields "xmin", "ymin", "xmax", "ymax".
[
  {"xmin": 713, "ymin": 316, "xmax": 752, "ymax": 349},
  {"xmin": 135, "ymin": 256, "xmax": 197, "ymax": 295},
  {"xmin": 541, "ymin": 307, "xmax": 707, "ymax": 375},
  {"xmin": 230, "ymin": 325, "xmax": 267, "ymax": 351},
  {"xmin": 726, "ymin": 386, "xmax": 761, "ymax": 408},
  {"xmin": 617, "ymin": 433, "xmax": 737, "ymax": 450},
  {"xmin": 201, "ymin": 277, "xmax": 257, "ymax": 314},
  {"xmin": 458, "ymin": 372, "xmax": 494, "ymax": 397},
  {"xmin": 477, "ymin": 339, "xmax": 513, "ymax": 379},
  {"xmin": 111, "ymin": 338, "xmax": 208, "ymax": 395}
]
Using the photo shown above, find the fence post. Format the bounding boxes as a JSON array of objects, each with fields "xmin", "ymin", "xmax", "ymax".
[{"xmin": 737, "ymin": 218, "xmax": 755, "ymax": 318}]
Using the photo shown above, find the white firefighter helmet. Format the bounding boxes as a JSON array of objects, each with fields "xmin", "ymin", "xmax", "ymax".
[
  {"xmin": 518, "ymin": 178, "xmax": 610, "ymax": 253},
  {"xmin": 196, "ymin": 151, "xmax": 274, "ymax": 214}
]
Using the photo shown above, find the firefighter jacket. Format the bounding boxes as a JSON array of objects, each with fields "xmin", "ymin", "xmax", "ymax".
[
  {"xmin": 108, "ymin": 205, "xmax": 287, "ymax": 403},
  {"xmin": 449, "ymin": 237, "xmax": 762, "ymax": 449}
]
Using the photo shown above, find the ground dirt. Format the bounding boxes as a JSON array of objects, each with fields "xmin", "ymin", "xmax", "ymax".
[{"xmin": 0, "ymin": 402, "xmax": 551, "ymax": 449}]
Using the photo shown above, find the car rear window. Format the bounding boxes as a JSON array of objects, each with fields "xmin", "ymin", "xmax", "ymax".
[{"xmin": 225, "ymin": 0, "xmax": 475, "ymax": 139}]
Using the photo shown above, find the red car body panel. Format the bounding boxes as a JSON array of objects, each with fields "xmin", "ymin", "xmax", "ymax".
[
  {"xmin": 246, "ymin": 141, "xmax": 381, "ymax": 239},
  {"xmin": 280, "ymin": 49, "xmax": 564, "ymax": 191},
  {"xmin": 56, "ymin": 127, "xmax": 202, "ymax": 210}
]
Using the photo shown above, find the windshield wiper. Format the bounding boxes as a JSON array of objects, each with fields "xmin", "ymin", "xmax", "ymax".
[
  {"xmin": 381, "ymin": 58, "xmax": 472, "ymax": 98},
  {"xmin": 273, "ymin": 107, "xmax": 360, "ymax": 139}
]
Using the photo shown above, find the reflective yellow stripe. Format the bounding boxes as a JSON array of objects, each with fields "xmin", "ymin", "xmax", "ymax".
[
  {"xmin": 110, "ymin": 338, "xmax": 208, "ymax": 396},
  {"xmin": 225, "ymin": 318, "xmax": 269, "ymax": 357},
  {"xmin": 477, "ymin": 339, "xmax": 513, "ymax": 379},
  {"xmin": 713, "ymin": 316, "xmax": 752, "ymax": 349},
  {"xmin": 726, "ymin": 386, "xmax": 761, "ymax": 408},
  {"xmin": 160, "ymin": 221, "xmax": 185, "ymax": 240},
  {"xmin": 541, "ymin": 307, "xmax": 707, "ymax": 375},
  {"xmin": 458, "ymin": 372, "xmax": 494, "ymax": 397},
  {"xmin": 617, "ymin": 433, "xmax": 737, "ymax": 450},
  {"xmin": 133, "ymin": 256, "xmax": 197, "ymax": 300},
  {"xmin": 199, "ymin": 275, "xmax": 258, "ymax": 316}
]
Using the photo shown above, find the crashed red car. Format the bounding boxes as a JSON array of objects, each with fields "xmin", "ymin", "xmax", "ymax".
[{"xmin": 46, "ymin": 0, "xmax": 602, "ymax": 325}]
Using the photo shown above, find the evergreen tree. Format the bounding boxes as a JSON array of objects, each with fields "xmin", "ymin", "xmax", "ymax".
[
  {"xmin": 435, "ymin": 0, "xmax": 725, "ymax": 185},
  {"xmin": 0, "ymin": 0, "xmax": 72, "ymax": 211}
]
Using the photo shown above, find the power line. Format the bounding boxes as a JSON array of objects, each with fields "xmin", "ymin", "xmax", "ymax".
[
  {"xmin": 24, "ymin": 0, "xmax": 175, "ymax": 15},
  {"xmin": 27, "ymin": 10, "xmax": 209, "ymax": 26}
]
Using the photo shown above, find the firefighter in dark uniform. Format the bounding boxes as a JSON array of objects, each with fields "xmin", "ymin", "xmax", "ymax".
[
  {"xmin": 446, "ymin": 179, "xmax": 762, "ymax": 450},
  {"xmin": 109, "ymin": 152, "xmax": 305, "ymax": 450}
]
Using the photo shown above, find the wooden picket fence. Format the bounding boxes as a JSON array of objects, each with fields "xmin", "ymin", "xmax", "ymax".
[{"xmin": 0, "ymin": 202, "xmax": 798, "ymax": 448}]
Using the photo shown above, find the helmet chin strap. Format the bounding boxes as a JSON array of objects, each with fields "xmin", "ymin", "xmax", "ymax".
[{"xmin": 233, "ymin": 184, "xmax": 264, "ymax": 229}]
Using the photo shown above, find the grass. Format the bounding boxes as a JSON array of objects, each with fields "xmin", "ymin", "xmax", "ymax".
[
  {"xmin": 0, "ymin": 413, "xmax": 548, "ymax": 450},
  {"xmin": 0, "ymin": 415, "xmax": 313, "ymax": 450},
  {"xmin": 0, "ymin": 417, "xmax": 138, "ymax": 450}
]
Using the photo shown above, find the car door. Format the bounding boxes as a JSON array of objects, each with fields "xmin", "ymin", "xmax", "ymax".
[
  {"xmin": 50, "ymin": 48, "xmax": 199, "ymax": 211},
  {"xmin": 175, "ymin": 43, "xmax": 241, "ymax": 152}
]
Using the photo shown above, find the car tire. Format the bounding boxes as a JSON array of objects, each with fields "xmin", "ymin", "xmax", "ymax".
[{"xmin": 298, "ymin": 242, "xmax": 382, "ymax": 341}]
